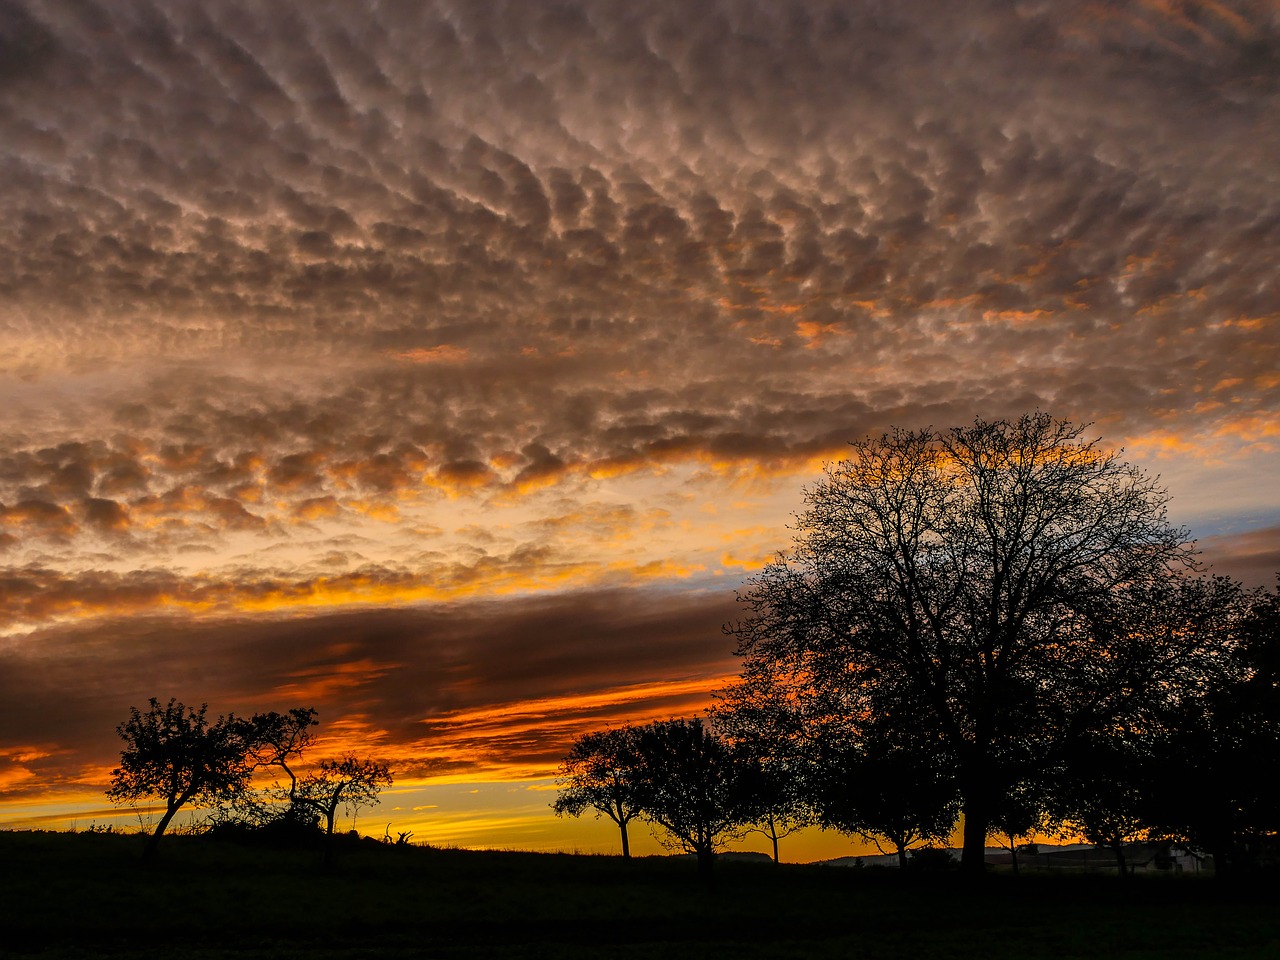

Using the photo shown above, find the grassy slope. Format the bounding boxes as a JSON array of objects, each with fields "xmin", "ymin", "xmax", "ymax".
[{"xmin": 1, "ymin": 831, "xmax": 1277, "ymax": 960}]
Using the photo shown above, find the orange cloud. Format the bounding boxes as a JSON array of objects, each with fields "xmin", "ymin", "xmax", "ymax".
[{"xmin": 392, "ymin": 345, "xmax": 470, "ymax": 364}]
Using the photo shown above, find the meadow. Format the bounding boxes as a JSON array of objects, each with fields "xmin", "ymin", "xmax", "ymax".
[{"xmin": 2, "ymin": 831, "xmax": 1277, "ymax": 960}]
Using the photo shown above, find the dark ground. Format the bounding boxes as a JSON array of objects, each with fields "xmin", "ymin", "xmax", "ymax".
[{"xmin": 1, "ymin": 831, "xmax": 1277, "ymax": 959}]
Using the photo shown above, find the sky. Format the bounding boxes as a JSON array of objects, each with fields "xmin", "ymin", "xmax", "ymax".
[{"xmin": 1, "ymin": 0, "xmax": 1278, "ymax": 861}]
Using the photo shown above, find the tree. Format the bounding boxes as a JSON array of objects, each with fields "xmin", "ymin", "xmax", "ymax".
[
  {"xmin": 107, "ymin": 698, "xmax": 257, "ymax": 861},
  {"xmin": 552, "ymin": 725, "xmax": 646, "ymax": 858},
  {"xmin": 210, "ymin": 707, "xmax": 321, "ymax": 841},
  {"xmin": 1050, "ymin": 726, "xmax": 1153, "ymax": 876},
  {"xmin": 1143, "ymin": 580, "xmax": 1280, "ymax": 873},
  {"xmin": 290, "ymin": 755, "xmax": 393, "ymax": 866},
  {"xmin": 632, "ymin": 717, "xmax": 748, "ymax": 882},
  {"xmin": 729, "ymin": 414, "xmax": 1196, "ymax": 873},
  {"xmin": 732, "ymin": 750, "xmax": 813, "ymax": 864},
  {"xmin": 988, "ymin": 778, "xmax": 1054, "ymax": 875},
  {"xmin": 812, "ymin": 725, "xmax": 959, "ymax": 869},
  {"xmin": 714, "ymin": 688, "xmax": 814, "ymax": 863}
]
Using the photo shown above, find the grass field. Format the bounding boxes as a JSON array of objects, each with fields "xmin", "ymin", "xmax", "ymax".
[{"xmin": 2, "ymin": 831, "xmax": 1277, "ymax": 959}]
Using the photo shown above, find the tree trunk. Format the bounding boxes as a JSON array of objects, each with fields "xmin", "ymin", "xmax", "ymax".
[
  {"xmin": 959, "ymin": 735, "xmax": 994, "ymax": 874},
  {"xmin": 323, "ymin": 807, "xmax": 338, "ymax": 868},
  {"xmin": 896, "ymin": 840, "xmax": 909, "ymax": 870},
  {"xmin": 141, "ymin": 803, "xmax": 181, "ymax": 863},
  {"xmin": 1112, "ymin": 840, "xmax": 1127, "ymax": 877},
  {"xmin": 619, "ymin": 819, "xmax": 631, "ymax": 859},
  {"xmin": 696, "ymin": 845, "xmax": 716, "ymax": 887},
  {"xmin": 769, "ymin": 813, "xmax": 780, "ymax": 864},
  {"xmin": 960, "ymin": 798, "xmax": 990, "ymax": 874},
  {"xmin": 1009, "ymin": 842, "xmax": 1019, "ymax": 876}
]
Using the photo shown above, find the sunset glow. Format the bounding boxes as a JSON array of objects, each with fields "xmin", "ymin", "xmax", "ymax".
[{"xmin": 1, "ymin": 0, "xmax": 1278, "ymax": 860}]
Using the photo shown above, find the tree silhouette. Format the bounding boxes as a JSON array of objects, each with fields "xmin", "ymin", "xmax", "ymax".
[
  {"xmin": 632, "ymin": 717, "xmax": 747, "ymax": 882},
  {"xmin": 813, "ymin": 724, "xmax": 959, "ymax": 869},
  {"xmin": 552, "ymin": 725, "xmax": 645, "ymax": 858},
  {"xmin": 1143, "ymin": 581, "xmax": 1280, "ymax": 873},
  {"xmin": 107, "ymin": 698, "xmax": 257, "ymax": 861},
  {"xmin": 714, "ymin": 688, "xmax": 814, "ymax": 863},
  {"xmin": 289, "ymin": 756, "xmax": 393, "ymax": 867},
  {"xmin": 729, "ymin": 414, "xmax": 1196, "ymax": 872},
  {"xmin": 988, "ymin": 778, "xmax": 1054, "ymax": 875},
  {"xmin": 1051, "ymin": 727, "xmax": 1153, "ymax": 875}
]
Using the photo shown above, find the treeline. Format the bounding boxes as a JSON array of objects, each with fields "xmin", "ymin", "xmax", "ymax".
[{"xmin": 555, "ymin": 415, "xmax": 1280, "ymax": 877}]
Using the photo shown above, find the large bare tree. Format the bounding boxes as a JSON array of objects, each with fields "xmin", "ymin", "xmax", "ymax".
[{"xmin": 728, "ymin": 414, "xmax": 1197, "ymax": 873}]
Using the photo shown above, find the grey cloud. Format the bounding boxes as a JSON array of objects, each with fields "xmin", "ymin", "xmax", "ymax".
[{"xmin": 1200, "ymin": 526, "xmax": 1280, "ymax": 589}]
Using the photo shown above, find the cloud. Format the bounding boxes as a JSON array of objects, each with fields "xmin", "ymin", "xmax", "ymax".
[
  {"xmin": 0, "ymin": 585, "xmax": 738, "ymax": 798},
  {"xmin": 1199, "ymin": 525, "xmax": 1280, "ymax": 588}
]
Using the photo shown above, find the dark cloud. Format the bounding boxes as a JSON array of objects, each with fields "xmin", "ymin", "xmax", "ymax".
[{"xmin": 0, "ymin": 585, "xmax": 737, "ymax": 796}]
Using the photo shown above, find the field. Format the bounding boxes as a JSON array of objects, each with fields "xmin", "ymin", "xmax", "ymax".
[{"xmin": 2, "ymin": 831, "xmax": 1277, "ymax": 959}]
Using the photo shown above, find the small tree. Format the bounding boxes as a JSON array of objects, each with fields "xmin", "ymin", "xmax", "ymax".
[
  {"xmin": 552, "ymin": 726, "xmax": 645, "ymax": 858},
  {"xmin": 989, "ymin": 779, "xmax": 1055, "ymax": 875},
  {"xmin": 1051, "ymin": 728, "xmax": 1153, "ymax": 876},
  {"xmin": 632, "ymin": 717, "xmax": 748, "ymax": 882},
  {"xmin": 814, "ymin": 734, "xmax": 959, "ymax": 869},
  {"xmin": 291, "ymin": 756, "xmax": 393, "ymax": 866},
  {"xmin": 107, "ymin": 698, "xmax": 256, "ymax": 861},
  {"xmin": 714, "ymin": 690, "xmax": 814, "ymax": 863},
  {"xmin": 211, "ymin": 707, "xmax": 321, "ymax": 841},
  {"xmin": 735, "ymin": 759, "xmax": 813, "ymax": 864}
]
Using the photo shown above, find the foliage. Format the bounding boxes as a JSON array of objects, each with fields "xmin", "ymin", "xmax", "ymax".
[
  {"xmin": 713, "ymin": 688, "xmax": 815, "ymax": 862},
  {"xmin": 728, "ymin": 414, "xmax": 1198, "ymax": 871},
  {"xmin": 107, "ymin": 700, "xmax": 393, "ymax": 866},
  {"xmin": 1050, "ymin": 727, "xmax": 1154, "ymax": 875},
  {"xmin": 988, "ymin": 778, "xmax": 1055, "ymax": 875},
  {"xmin": 812, "ymin": 726, "xmax": 959, "ymax": 869},
  {"xmin": 552, "ymin": 725, "xmax": 646, "ymax": 857}
]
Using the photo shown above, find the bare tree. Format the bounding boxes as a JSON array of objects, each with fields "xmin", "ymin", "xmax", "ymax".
[{"xmin": 729, "ymin": 414, "xmax": 1197, "ymax": 873}]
